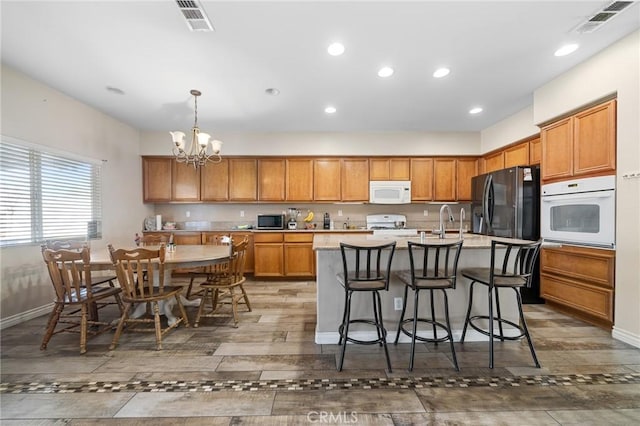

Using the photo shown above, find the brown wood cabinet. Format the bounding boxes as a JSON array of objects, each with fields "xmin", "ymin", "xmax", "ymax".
[
  {"xmin": 314, "ymin": 159, "xmax": 341, "ymax": 201},
  {"xmin": 258, "ymin": 158, "xmax": 285, "ymax": 201},
  {"xmin": 172, "ymin": 161, "xmax": 200, "ymax": 201},
  {"xmin": 483, "ymin": 151, "xmax": 504, "ymax": 173},
  {"xmin": 540, "ymin": 245, "xmax": 615, "ymax": 328},
  {"xmin": 433, "ymin": 158, "xmax": 457, "ymax": 202},
  {"xmin": 410, "ymin": 158, "xmax": 434, "ymax": 201},
  {"xmin": 229, "ymin": 158, "xmax": 257, "ymax": 201},
  {"xmin": 143, "ymin": 157, "xmax": 172, "ymax": 202},
  {"xmin": 529, "ymin": 137, "xmax": 541, "ymax": 165},
  {"xmin": 341, "ymin": 158, "xmax": 369, "ymax": 201},
  {"xmin": 369, "ymin": 158, "xmax": 410, "ymax": 180},
  {"xmin": 253, "ymin": 232, "xmax": 284, "ymax": 277},
  {"xmin": 503, "ymin": 142, "xmax": 530, "ymax": 168},
  {"xmin": 541, "ymin": 100, "xmax": 616, "ymax": 182},
  {"xmin": 200, "ymin": 159, "xmax": 229, "ymax": 201},
  {"xmin": 456, "ymin": 158, "xmax": 478, "ymax": 201},
  {"xmin": 283, "ymin": 233, "xmax": 315, "ymax": 277},
  {"xmin": 286, "ymin": 158, "xmax": 314, "ymax": 201}
]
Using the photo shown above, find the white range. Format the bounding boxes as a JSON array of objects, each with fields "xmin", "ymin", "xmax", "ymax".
[{"xmin": 366, "ymin": 214, "xmax": 418, "ymax": 236}]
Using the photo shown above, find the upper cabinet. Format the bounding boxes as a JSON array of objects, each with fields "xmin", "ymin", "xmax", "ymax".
[
  {"xmin": 258, "ymin": 158, "xmax": 286, "ymax": 201},
  {"xmin": 172, "ymin": 161, "xmax": 200, "ymax": 201},
  {"xmin": 201, "ymin": 159, "xmax": 229, "ymax": 201},
  {"xmin": 341, "ymin": 158, "xmax": 369, "ymax": 201},
  {"xmin": 410, "ymin": 158, "xmax": 434, "ymax": 201},
  {"xmin": 541, "ymin": 100, "xmax": 616, "ymax": 182},
  {"xmin": 369, "ymin": 158, "xmax": 410, "ymax": 180},
  {"xmin": 456, "ymin": 158, "xmax": 478, "ymax": 201},
  {"xmin": 143, "ymin": 157, "xmax": 172, "ymax": 202},
  {"xmin": 433, "ymin": 158, "xmax": 456, "ymax": 202},
  {"xmin": 314, "ymin": 159, "xmax": 341, "ymax": 201},
  {"xmin": 503, "ymin": 141, "xmax": 530, "ymax": 168},
  {"xmin": 229, "ymin": 158, "xmax": 257, "ymax": 201},
  {"xmin": 286, "ymin": 158, "xmax": 314, "ymax": 201},
  {"xmin": 529, "ymin": 137, "xmax": 541, "ymax": 165},
  {"xmin": 483, "ymin": 151, "xmax": 504, "ymax": 174}
]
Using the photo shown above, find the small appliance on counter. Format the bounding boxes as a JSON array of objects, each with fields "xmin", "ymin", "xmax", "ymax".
[
  {"xmin": 287, "ymin": 208, "xmax": 300, "ymax": 230},
  {"xmin": 366, "ymin": 214, "xmax": 418, "ymax": 236},
  {"xmin": 256, "ymin": 214, "xmax": 285, "ymax": 230},
  {"xmin": 323, "ymin": 212, "xmax": 331, "ymax": 229}
]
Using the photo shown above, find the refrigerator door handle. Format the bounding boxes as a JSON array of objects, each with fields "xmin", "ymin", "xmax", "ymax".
[{"xmin": 482, "ymin": 174, "xmax": 493, "ymax": 234}]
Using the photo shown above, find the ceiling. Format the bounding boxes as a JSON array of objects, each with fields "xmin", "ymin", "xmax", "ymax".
[{"xmin": 2, "ymin": 1, "xmax": 639, "ymax": 134}]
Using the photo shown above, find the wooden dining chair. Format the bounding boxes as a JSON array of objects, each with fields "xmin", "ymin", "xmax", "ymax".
[
  {"xmin": 44, "ymin": 240, "xmax": 118, "ymax": 288},
  {"xmin": 40, "ymin": 245, "xmax": 124, "ymax": 354},
  {"xmin": 184, "ymin": 234, "xmax": 232, "ymax": 300},
  {"xmin": 138, "ymin": 234, "xmax": 169, "ymax": 246},
  {"xmin": 193, "ymin": 237, "xmax": 251, "ymax": 328},
  {"xmin": 108, "ymin": 244, "xmax": 190, "ymax": 350}
]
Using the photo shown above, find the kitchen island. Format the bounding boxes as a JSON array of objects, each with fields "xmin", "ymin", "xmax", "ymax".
[{"xmin": 312, "ymin": 233, "xmax": 528, "ymax": 344}]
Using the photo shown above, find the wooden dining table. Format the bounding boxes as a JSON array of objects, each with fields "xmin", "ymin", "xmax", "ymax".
[{"xmin": 89, "ymin": 244, "xmax": 231, "ymax": 324}]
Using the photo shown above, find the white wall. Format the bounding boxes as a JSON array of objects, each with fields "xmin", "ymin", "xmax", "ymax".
[
  {"xmin": 0, "ymin": 65, "xmax": 151, "ymax": 324},
  {"xmin": 480, "ymin": 106, "xmax": 539, "ymax": 152},
  {"xmin": 141, "ymin": 131, "xmax": 481, "ymax": 156},
  {"xmin": 534, "ymin": 31, "xmax": 640, "ymax": 346}
]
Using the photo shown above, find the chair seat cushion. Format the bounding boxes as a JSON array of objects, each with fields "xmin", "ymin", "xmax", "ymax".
[
  {"xmin": 336, "ymin": 273, "xmax": 387, "ymax": 291},
  {"xmin": 396, "ymin": 270, "xmax": 454, "ymax": 289},
  {"xmin": 461, "ymin": 267, "xmax": 528, "ymax": 287}
]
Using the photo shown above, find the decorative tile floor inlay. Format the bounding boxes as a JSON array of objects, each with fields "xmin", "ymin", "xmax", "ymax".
[{"xmin": 2, "ymin": 373, "xmax": 639, "ymax": 394}]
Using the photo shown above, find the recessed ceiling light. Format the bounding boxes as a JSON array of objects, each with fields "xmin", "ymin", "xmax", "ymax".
[
  {"xmin": 554, "ymin": 43, "xmax": 579, "ymax": 57},
  {"xmin": 327, "ymin": 42, "xmax": 345, "ymax": 56},
  {"xmin": 433, "ymin": 67, "xmax": 450, "ymax": 78},
  {"xmin": 265, "ymin": 88, "xmax": 280, "ymax": 96},
  {"xmin": 325, "ymin": 106, "xmax": 337, "ymax": 114},
  {"xmin": 469, "ymin": 107, "xmax": 483, "ymax": 114},
  {"xmin": 378, "ymin": 67, "xmax": 394, "ymax": 78},
  {"xmin": 106, "ymin": 86, "xmax": 125, "ymax": 95}
]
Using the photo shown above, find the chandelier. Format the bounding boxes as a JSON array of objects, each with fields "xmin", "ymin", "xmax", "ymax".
[{"xmin": 170, "ymin": 89, "xmax": 223, "ymax": 168}]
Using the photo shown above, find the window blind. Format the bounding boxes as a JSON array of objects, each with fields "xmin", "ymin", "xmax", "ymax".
[{"xmin": 0, "ymin": 140, "xmax": 102, "ymax": 247}]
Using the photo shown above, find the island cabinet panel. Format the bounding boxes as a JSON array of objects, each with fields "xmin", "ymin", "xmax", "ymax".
[
  {"xmin": 341, "ymin": 158, "xmax": 369, "ymax": 201},
  {"xmin": 228, "ymin": 158, "xmax": 257, "ymax": 201},
  {"xmin": 253, "ymin": 232, "xmax": 284, "ymax": 277},
  {"xmin": 410, "ymin": 158, "xmax": 433, "ymax": 201},
  {"xmin": 433, "ymin": 158, "xmax": 457, "ymax": 202},
  {"xmin": 143, "ymin": 157, "xmax": 172, "ymax": 202},
  {"xmin": 283, "ymin": 233, "xmax": 315, "ymax": 277},
  {"xmin": 286, "ymin": 158, "xmax": 314, "ymax": 201},
  {"xmin": 483, "ymin": 150, "xmax": 504, "ymax": 173},
  {"xmin": 172, "ymin": 160, "xmax": 200, "ymax": 201},
  {"xmin": 200, "ymin": 159, "xmax": 229, "ymax": 201},
  {"xmin": 313, "ymin": 159, "xmax": 341, "ymax": 201},
  {"xmin": 540, "ymin": 245, "xmax": 615, "ymax": 328},
  {"xmin": 369, "ymin": 158, "xmax": 411, "ymax": 181},
  {"xmin": 258, "ymin": 158, "xmax": 286, "ymax": 201},
  {"xmin": 456, "ymin": 158, "xmax": 478, "ymax": 201},
  {"xmin": 573, "ymin": 100, "xmax": 616, "ymax": 177},
  {"xmin": 529, "ymin": 137, "xmax": 541, "ymax": 165},
  {"xmin": 503, "ymin": 142, "xmax": 530, "ymax": 168}
]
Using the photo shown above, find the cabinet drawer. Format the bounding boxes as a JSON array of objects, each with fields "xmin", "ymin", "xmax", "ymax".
[
  {"xmin": 541, "ymin": 246, "xmax": 614, "ymax": 289},
  {"xmin": 284, "ymin": 233, "xmax": 314, "ymax": 243},
  {"xmin": 541, "ymin": 273, "xmax": 613, "ymax": 321},
  {"xmin": 254, "ymin": 232, "xmax": 284, "ymax": 243}
]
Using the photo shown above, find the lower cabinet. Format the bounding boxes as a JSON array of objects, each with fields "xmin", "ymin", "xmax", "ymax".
[
  {"xmin": 254, "ymin": 232, "xmax": 315, "ymax": 278},
  {"xmin": 540, "ymin": 245, "xmax": 615, "ymax": 328}
]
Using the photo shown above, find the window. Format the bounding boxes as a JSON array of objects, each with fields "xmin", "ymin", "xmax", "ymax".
[{"xmin": 0, "ymin": 139, "xmax": 102, "ymax": 247}]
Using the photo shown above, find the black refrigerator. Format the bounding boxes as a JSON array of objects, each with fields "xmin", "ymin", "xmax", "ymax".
[{"xmin": 470, "ymin": 165, "xmax": 543, "ymax": 303}]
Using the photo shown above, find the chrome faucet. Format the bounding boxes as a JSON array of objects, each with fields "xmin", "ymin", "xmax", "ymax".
[
  {"xmin": 459, "ymin": 208, "xmax": 466, "ymax": 239},
  {"xmin": 438, "ymin": 204, "xmax": 454, "ymax": 239}
]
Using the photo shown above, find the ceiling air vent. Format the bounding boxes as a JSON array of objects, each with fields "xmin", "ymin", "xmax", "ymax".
[
  {"xmin": 573, "ymin": 1, "xmax": 636, "ymax": 33},
  {"xmin": 175, "ymin": 0, "xmax": 214, "ymax": 32}
]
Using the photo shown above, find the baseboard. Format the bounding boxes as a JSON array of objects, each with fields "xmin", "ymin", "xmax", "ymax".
[
  {"xmin": 0, "ymin": 303, "xmax": 52, "ymax": 330},
  {"xmin": 612, "ymin": 326, "xmax": 640, "ymax": 349},
  {"xmin": 315, "ymin": 328, "xmax": 522, "ymax": 345}
]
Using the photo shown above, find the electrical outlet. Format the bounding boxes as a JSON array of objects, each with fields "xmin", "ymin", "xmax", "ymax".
[
  {"xmin": 338, "ymin": 210, "xmax": 343, "ymax": 217},
  {"xmin": 240, "ymin": 210, "xmax": 245, "ymax": 217},
  {"xmin": 185, "ymin": 211, "xmax": 190, "ymax": 218},
  {"xmin": 423, "ymin": 210, "xmax": 428, "ymax": 217},
  {"xmin": 394, "ymin": 297, "xmax": 403, "ymax": 310}
]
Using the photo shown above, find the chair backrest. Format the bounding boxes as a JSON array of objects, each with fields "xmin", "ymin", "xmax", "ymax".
[
  {"xmin": 490, "ymin": 239, "xmax": 542, "ymax": 287},
  {"xmin": 108, "ymin": 244, "xmax": 166, "ymax": 298},
  {"xmin": 227, "ymin": 237, "xmax": 249, "ymax": 284},
  {"xmin": 202, "ymin": 234, "xmax": 232, "ymax": 245},
  {"xmin": 339, "ymin": 242, "xmax": 396, "ymax": 291},
  {"xmin": 41, "ymin": 245, "xmax": 93, "ymax": 303},
  {"xmin": 139, "ymin": 234, "xmax": 168, "ymax": 246},
  {"xmin": 407, "ymin": 240, "xmax": 463, "ymax": 288}
]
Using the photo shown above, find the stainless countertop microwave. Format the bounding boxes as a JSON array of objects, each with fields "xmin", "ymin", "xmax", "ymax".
[{"xmin": 256, "ymin": 214, "xmax": 285, "ymax": 230}]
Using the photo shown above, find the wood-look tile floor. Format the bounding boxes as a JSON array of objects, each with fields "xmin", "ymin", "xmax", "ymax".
[{"xmin": 2, "ymin": 278, "xmax": 639, "ymax": 425}]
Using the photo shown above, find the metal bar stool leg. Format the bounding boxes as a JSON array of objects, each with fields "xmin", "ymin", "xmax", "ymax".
[
  {"xmin": 429, "ymin": 289, "xmax": 438, "ymax": 344},
  {"xmin": 460, "ymin": 281, "xmax": 476, "ymax": 343},
  {"xmin": 375, "ymin": 290, "xmax": 392, "ymax": 373},
  {"xmin": 372, "ymin": 292, "xmax": 383, "ymax": 346},
  {"xmin": 495, "ymin": 287, "xmax": 505, "ymax": 341},
  {"xmin": 394, "ymin": 285, "xmax": 409, "ymax": 345},
  {"xmin": 442, "ymin": 289, "xmax": 459, "ymax": 371},
  {"xmin": 515, "ymin": 288, "xmax": 541, "ymax": 368},
  {"xmin": 338, "ymin": 291, "xmax": 353, "ymax": 372},
  {"xmin": 409, "ymin": 289, "xmax": 420, "ymax": 371},
  {"xmin": 488, "ymin": 286, "xmax": 495, "ymax": 369}
]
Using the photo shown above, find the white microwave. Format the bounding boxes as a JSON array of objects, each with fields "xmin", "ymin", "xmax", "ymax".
[{"xmin": 369, "ymin": 181, "xmax": 411, "ymax": 204}]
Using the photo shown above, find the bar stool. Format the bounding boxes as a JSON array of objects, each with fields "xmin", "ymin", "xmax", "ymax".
[
  {"xmin": 336, "ymin": 241, "xmax": 396, "ymax": 372},
  {"xmin": 394, "ymin": 240, "xmax": 463, "ymax": 371},
  {"xmin": 460, "ymin": 238, "xmax": 542, "ymax": 369}
]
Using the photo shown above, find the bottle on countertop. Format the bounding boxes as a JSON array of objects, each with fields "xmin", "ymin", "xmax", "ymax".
[{"xmin": 323, "ymin": 212, "xmax": 330, "ymax": 230}]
